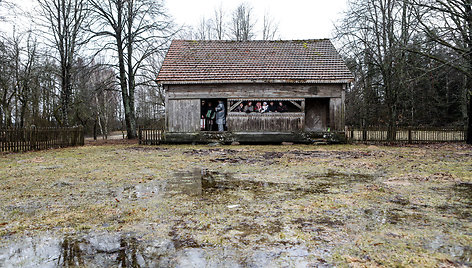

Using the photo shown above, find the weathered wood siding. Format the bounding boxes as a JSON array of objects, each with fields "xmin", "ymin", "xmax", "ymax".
[
  {"xmin": 227, "ymin": 113, "xmax": 304, "ymax": 132},
  {"xmin": 166, "ymin": 99, "xmax": 200, "ymax": 132},
  {"xmin": 167, "ymin": 83, "xmax": 343, "ymax": 99},
  {"xmin": 305, "ymin": 98, "xmax": 329, "ymax": 131},
  {"xmin": 329, "ymin": 98, "xmax": 344, "ymax": 131},
  {"xmin": 165, "ymin": 83, "xmax": 346, "ymax": 133}
]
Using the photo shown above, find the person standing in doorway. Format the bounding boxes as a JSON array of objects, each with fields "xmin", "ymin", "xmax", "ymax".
[
  {"xmin": 205, "ymin": 102, "xmax": 215, "ymax": 131},
  {"xmin": 201, "ymin": 100, "xmax": 207, "ymax": 130},
  {"xmin": 215, "ymin": 100, "xmax": 226, "ymax": 132}
]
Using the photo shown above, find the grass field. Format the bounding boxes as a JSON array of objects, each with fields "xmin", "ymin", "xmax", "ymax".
[{"xmin": 0, "ymin": 142, "xmax": 471, "ymax": 266}]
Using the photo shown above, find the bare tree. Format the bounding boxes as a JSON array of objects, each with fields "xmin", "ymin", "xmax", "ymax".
[
  {"xmin": 88, "ymin": 0, "xmax": 175, "ymax": 139},
  {"xmin": 0, "ymin": 0, "xmax": 15, "ymax": 22},
  {"xmin": 230, "ymin": 2, "xmax": 255, "ymax": 41},
  {"xmin": 0, "ymin": 36, "xmax": 14, "ymax": 126},
  {"xmin": 262, "ymin": 11, "xmax": 279, "ymax": 40},
  {"xmin": 410, "ymin": 0, "xmax": 472, "ymax": 144},
  {"xmin": 36, "ymin": 0, "xmax": 88, "ymax": 126},
  {"xmin": 213, "ymin": 4, "xmax": 225, "ymax": 40},
  {"xmin": 196, "ymin": 16, "xmax": 213, "ymax": 40},
  {"xmin": 336, "ymin": 0, "xmax": 417, "ymax": 139},
  {"xmin": 15, "ymin": 32, "xmax": 38, "ymax": 127}
]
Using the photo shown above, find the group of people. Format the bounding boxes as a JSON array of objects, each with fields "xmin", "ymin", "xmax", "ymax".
[
  {"xmin": 234, "ymin": 101, "xmax": 288, "ymax": 113},
  {"xmin": 200, "ymin": 100, "xmax": 291, "ymax": 132},
  {"xmin": 201, "ymin": 100, "xmax": 226, "ymax": 131}
]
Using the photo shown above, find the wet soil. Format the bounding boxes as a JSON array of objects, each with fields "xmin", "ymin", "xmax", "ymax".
[{"xmin": 0, "ymin": 144, "xmax": 471, "ymax": 266}]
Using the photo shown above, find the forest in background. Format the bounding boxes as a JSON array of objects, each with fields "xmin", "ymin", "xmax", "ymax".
[{"xmin": 0, "ymin": 0, "xmax": 470, "ymax": 143}]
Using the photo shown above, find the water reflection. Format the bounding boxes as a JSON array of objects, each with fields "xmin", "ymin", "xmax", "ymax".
[
  {"xmin": 59, "ymin": 237, "xmax": 85, "ymax": 267},
  {"xmin": 453, "ymin": 182, "xmax": 472, "ymax": 204},
  {"xmin": 0, "ymin": 232, "xmax": 319, "ymax": 267},
  {"xmin": 168, "ymin": 169, "xmax": 331, "ymax": 197},
  {"xmin": 117, "ymin": 168, "xmax": 340, "ymax": 202},
  {"xmin": 428, "ymin": 235, "xmax": 472, "ymax": 266}
]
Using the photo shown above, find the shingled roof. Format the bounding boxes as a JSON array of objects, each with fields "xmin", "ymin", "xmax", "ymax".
[{"xmin": 157, "ymin": 39, "xmax": 354, "ymax": 84}]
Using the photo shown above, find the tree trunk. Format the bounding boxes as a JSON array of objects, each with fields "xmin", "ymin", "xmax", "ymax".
[
  {"xmin": 126, "ymin": 1, "xmax": 137, "ymax": 139},
  {"xmin": 93, "ymin": 119, "xmax": 97, "ymax": 140},
  {"xmin": 115, "ymin": 0, "xmax": 136, "ymax": 139},
  {"xmin": 466, "ymin": 1, "xmax": 472, "ymax": 144},
  {"xmin": 467, "ymin": 91, "xmax": 472, "ymax": 144}
]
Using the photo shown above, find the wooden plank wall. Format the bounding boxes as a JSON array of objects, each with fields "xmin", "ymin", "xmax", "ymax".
[
  {"xmin": 167, "ymin": 99, "xmax": 200, "ymax": 132},
  {"xmin": 166, "ymin": 83, "xmax": 346, "ymax": 133},
  {"xmin": 305, "ymin": 98, "xmax": 329, "ymax": 131},
  {"xmin": 227, "ymin": 113, "xmax": 304, "ymax": 132},
  {"xmin": 168, "ymin": 83, "xmax": 343, "ymax": 99},
  {"xmin": 329, "ymin": 98, "xmax": 344, "ymax": 131}
]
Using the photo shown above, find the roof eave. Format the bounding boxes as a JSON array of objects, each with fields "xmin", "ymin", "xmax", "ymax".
[{"xmin": 157, "ymin": 78, "xmax": 355, "ymax": 85}]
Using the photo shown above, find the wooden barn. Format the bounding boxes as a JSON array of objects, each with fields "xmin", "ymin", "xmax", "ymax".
[{"xmin": 157, "ymin": 39, "xmax": 354, "ymax": 143}]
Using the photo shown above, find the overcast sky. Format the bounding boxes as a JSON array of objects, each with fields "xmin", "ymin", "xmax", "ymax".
[
  {"xmin": 1, "ymin": 0, "xmax": 348, "ymax": 40},
  {"xmin": 166, "ymin": 0, "xmax": 348, "ymax": 39}
]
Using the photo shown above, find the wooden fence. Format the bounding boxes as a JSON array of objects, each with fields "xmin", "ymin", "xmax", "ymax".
[
  {"xmin": 0, "ymin": 126, "xmax": 84, "ymax": 152},
  {"xmin": 346, "ymin": 126, "xmax": 466, "ymax": 143},
  {"xmin": 138, "ymin": 127, "xmax": 164, "ymax": 145}
]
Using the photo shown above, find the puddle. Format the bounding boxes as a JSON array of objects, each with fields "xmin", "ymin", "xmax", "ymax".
[
  {"xmin": 168, "ymin": 169, "xmax": 332, "ymax": 197},
  {"xmin": 427, "ymin": 235, "xmax": 472, "ymax": 266},
  {"xmin": 453, "ymin": 183, "xmax": 472, "ymax": 204},
  {"xmin": 434, "ymin": 183, "xmax": 472, "ymax": 220},
  {"xmin": 362, "ymin": 208, "xmax": 425, "ymax": 225},
  {"xmin": 116, "ymin": 168, "xmax": 374, "ymax": 203},
  {"xmin": 117, "ymin": 180, "xmax": 165, "ymax": 201},
  {"xmin": 0, "ymin": 232, "xmax": 324, "ymax": 267},
  {"xmin": 305, "ymin": 170, "xmax": 375, "ymax": 194},
  {"xmin": 115, "ymin": 168, "xmax": 330, "ymax": 205}
]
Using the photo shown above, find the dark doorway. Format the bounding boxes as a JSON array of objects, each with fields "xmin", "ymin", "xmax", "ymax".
[
  {"xmin": 201, "ymin": 98, "xmax": 227, "ymax": 131},
  {"xmin": 305, "ymin": 98, "xmax": 329, "ymax": 131}
]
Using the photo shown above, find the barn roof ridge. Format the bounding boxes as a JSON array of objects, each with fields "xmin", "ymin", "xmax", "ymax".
[{"xmin": 171, "ymin": 39, "xmax": 331, "ymax": 42}]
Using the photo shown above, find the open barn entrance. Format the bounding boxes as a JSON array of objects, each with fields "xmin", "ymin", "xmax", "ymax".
[
  {"xmin": 305, "ymin": 98, "xmax": 330, "ymax": 131},
  {"xmin": 200, "ymin": 98, "xmax": 227, "ymax": 131}
]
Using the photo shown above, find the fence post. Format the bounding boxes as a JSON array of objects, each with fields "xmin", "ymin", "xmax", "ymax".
[
  {"xmin": 362, "ymin": 127, "xmax": 367, "ymax": 142},
  {"xmin": 30, "ymin": 125, "xmax": 36, "ymax": 151},
  {"xmin": 408, "ymin": 128, "xmax": 412, "ymax": 143}
]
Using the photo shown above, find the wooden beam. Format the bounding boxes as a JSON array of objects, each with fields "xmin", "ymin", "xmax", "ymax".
[
  {"xmin": 290, "ymin": 100, "xmax": 302, "ymax": 110},
  {"xmin": 229, "ymin": 101, "xmax": 243, "ymax": 112}
]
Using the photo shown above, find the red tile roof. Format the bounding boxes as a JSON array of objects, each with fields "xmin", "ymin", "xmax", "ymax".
[{"xmin": 157, "ymin": 39, "xmax": 354, "ymax": 84}]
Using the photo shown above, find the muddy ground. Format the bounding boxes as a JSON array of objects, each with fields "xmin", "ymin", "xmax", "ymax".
[{"xmin": 0, "ymin": 143, "xmax": 471, "ymax": 267}]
